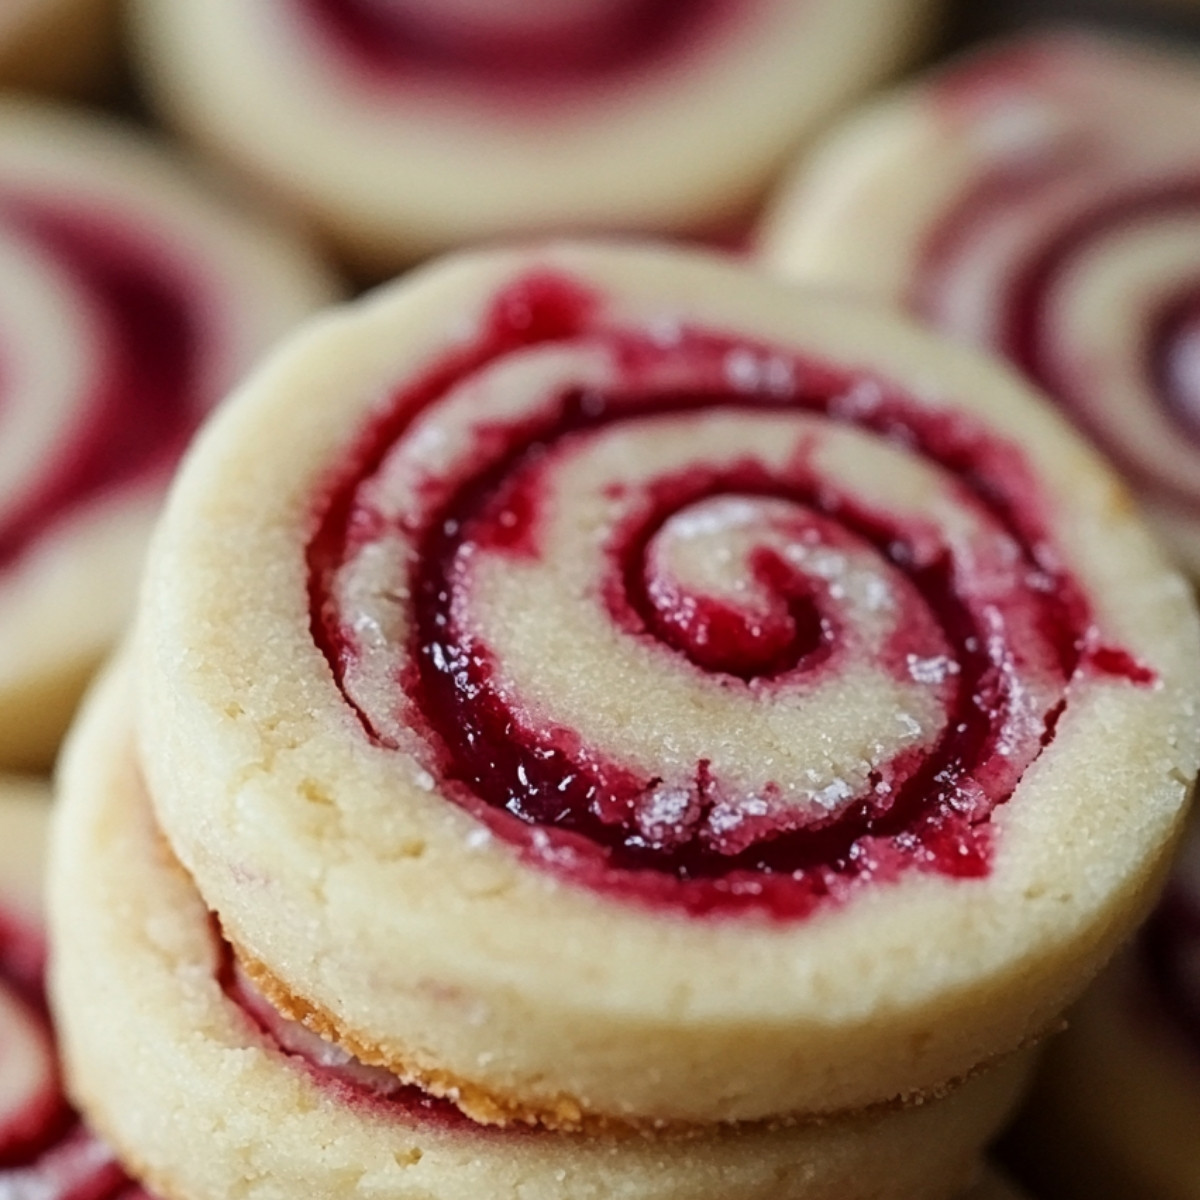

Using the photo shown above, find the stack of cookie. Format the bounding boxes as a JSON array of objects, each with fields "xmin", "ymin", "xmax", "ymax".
[{"xmin": 48, "ymin": 241, "xmax": 1200, "ymax": 1199}]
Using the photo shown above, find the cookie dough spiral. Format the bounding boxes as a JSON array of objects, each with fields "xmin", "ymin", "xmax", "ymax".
[
  {"xmin": 760, "ymin": 32, "xmax": 1200, "ymax": 576},
  {"xmin": 137, "ymin": 242, "xmax": 1199, "ymax": 1127},
  {"xmin": 129, "ymin": 0, "xmax": 932, "ymax": 269},
  {"xmin": 0, "ymin": 100, "xmax": 338, "ymax": 769}
]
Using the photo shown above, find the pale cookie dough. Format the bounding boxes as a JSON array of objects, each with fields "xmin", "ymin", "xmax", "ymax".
[
  {"xmin": 129, "ymin": 0, "xmax": 934, "ymax": 271},
  {"xmin": 0, "ymin": 776, "xmax": 149, "ymax": 1198},
  {"xmin": 51, "ymin": 660, "xmax": 1032, "ymax": 1200},
  {"xmin": 136, "ymin": 241, "xmax": 1199, "ymax": 1127},
  {"xmin": 760, "ymin": 31, "xmax": 1200, "ymax": 577},
  {"xmin": 1011, "ymin": 818, "xmax": 1200, "ymax": 1200},
  {"xmin": 0, "ymin": 99, "xmax": 340, "ymax": 771}
]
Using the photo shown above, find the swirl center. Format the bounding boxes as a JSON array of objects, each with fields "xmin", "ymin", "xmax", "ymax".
[{"xmin": 308, "ymin": 270, "xmax": 1149, "ymax": 918}]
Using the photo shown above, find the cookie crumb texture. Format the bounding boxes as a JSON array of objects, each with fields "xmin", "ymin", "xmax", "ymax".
[{"xmin": 135, "ymin": 243, "xmax": 1200, "ymax": 1125}]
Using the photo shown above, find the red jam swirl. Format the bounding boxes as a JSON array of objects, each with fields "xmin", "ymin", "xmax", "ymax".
[
  {"xmin": 294, "ymin": 0, "xmax": 736, "ymax": 92},
  {"xmin": 0, "ymin": 201, "xmax": 205, "ymax": 571},
  {"xmin": 308, "ymin": 269, "xmax": 1151, "ymax": 920},
  {"xmin": 0, "ymin": 908, "xmax": 142, "ymax": 1197}
]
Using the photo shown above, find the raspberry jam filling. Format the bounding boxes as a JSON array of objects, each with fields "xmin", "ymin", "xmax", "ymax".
[
  {"xmin": 0, "ymin": 201, "xmax": 205, "ymax": 571},
  {"xmin": 308, "ymin": 269, "xmax": 1152, "ymax": 920},
  {"xmin": 295, "ymin": 0, "xmax": 735, "ymax": 92},
  {"xmin": 0, "ymin": 907, "xmax": 143, "ymax": 1197}
]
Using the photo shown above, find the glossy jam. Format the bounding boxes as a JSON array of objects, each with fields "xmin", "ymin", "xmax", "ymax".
[
  {"xmin": 0, "ymin": 202, "xmax": 204, "ymax": 571},
  {"xmin": 308, "ymin": 270, "xmax": 1152, "ymax": 920},
  {"xmin": 297, "ymin": 0, "xmax": 734, "ymax": 92},
  {"xmin": 0, "ymin": 908, "xmax": 138, "ymax": 1196}
]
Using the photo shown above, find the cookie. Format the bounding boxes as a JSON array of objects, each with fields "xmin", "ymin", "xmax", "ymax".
[
  {"xmin": 129, "ymin": 0, "xmax": 933, "ymax": 271},
  {"xmin": 760, "ymin": 31, "xmax": 1200, "ymax": 577},
  {"xmin": 0, "ymin": 775, "xmax": 149, "ymax": 1198},
  {"xmin": 51, "ymin": 658, "xmax": 1031, "ymax": 1200},
  {"xmin": 0, "ymin": 99, "xmax": 340, "ymax": 770},
  {"xmin": 135, "ymin": 240, "xmax": 1199, "ymax": 1127},
  {"xmin": 1010, "ymin": 817, "xmax": 1200, "ymax": 1200}
]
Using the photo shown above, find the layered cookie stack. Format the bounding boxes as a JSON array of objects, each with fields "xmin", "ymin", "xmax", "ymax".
[{"xmin": 49, "ymin": 242, "xmax": 1200, "ymax": 1199}]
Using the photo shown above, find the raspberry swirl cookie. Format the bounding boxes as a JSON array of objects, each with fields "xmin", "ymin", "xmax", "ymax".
[
  {"xmin": 51, "ymin": 660, "xmax": 1031, "ymax": 1200},
  {"xmin": 0, "ymin": 101, "xmax": 339, "ymax": 770},
  {"xmin": 0, "ymin": 775, "xmax": 150, "ymax": 1199},
  {"xmin": 1011, "ymin": 818, "xmax": 1200, "ymax": 1200},
  {"xmin": 760, "ymin": 32, "xmax": 1200, "ymax": 577},
  {"xmin": 136, "ymin": 241, "xmax": 1200, "ymax": 1128},
  {"xmin": 129, "ymin": 0, "xmax": 932, "ymax": 271}
]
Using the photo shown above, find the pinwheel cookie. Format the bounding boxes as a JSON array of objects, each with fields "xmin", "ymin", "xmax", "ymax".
[
  {"xmin": 1011, "ymin": 817, "xmax": 1200, "ymax": 1200},
  {"xmin": 135, "ymin": 241, "xmax": 1199, "ymax": 1130},
  {"xmin": 0, "ymin": 100, "xmax": 339, "ymax": 771},
  {"xmin": 51, "ymin": 658, "xmax": 1032, "ymax": 1200},
  {"xmin": 761, "ymin": 31, "xmax": 1200, "ymax": 578},
  {"xmin": 128, "ymin": 0, "xmax": 933, "ymax": 271},
  {"xmin": 0, "ymin": 775, "xmax": 150, "ymax": 1199}
]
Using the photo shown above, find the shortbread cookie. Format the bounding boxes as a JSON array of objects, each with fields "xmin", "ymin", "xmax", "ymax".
[
  {"xmin": 1011, "ymin": 818, "xmax": 1200, "ymax": 1200},
  {"xmin": 0, "ymin": 100, "xmax": 339, "ymax": 770},
  {"xmin": 52, "ymin": 661, "xmax": 1032, "ymax": 1200},
  {"xmin": 0, "ymin": 0, "xmax": 118, "ymax": 95},
  {"xmin": 760, "ymin": 31, "xmax": 1200, "ymax": 577},
  {"xmin": 136, "ymin": 241, "xmax": 1200, "ymax": 1127},
  {"xmin": 129, "ymin": 0, "xmax": 933, "ymax": 271},
  {"xmin": 0, "ymin": 776, "xmax": 149, "ymax": 1199}
]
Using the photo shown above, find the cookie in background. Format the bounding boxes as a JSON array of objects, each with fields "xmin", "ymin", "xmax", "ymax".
[
  {"xmin": 0, "ymin": 100, "xmax": 341, "ymax": 771},
  {"xmin": 0, "ymin": 0, "xmax": 119, "ymax": 96},
  {"xmin": 128, "ymin": 0, "xmax": 939, "ymax": 274},
  {"xmin": 132, "ymin": 240, "xmax": 1197, "ymax": 1133},
  {"xmin": 759, "ymin": 31, "xmax": 1200, "ymax": 579},
  {"xmin": 0, "ymin": 773, "xmax": 151, "ymax": 1199},
  {"xmin": 1005, "ymin": 818, "xmax": 1200, "ymax": 1200}
]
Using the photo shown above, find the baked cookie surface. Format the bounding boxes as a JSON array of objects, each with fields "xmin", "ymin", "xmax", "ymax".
[{"xmin": 136, "ymin": 241, "xmax": 1199, "ymax": 1126}]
